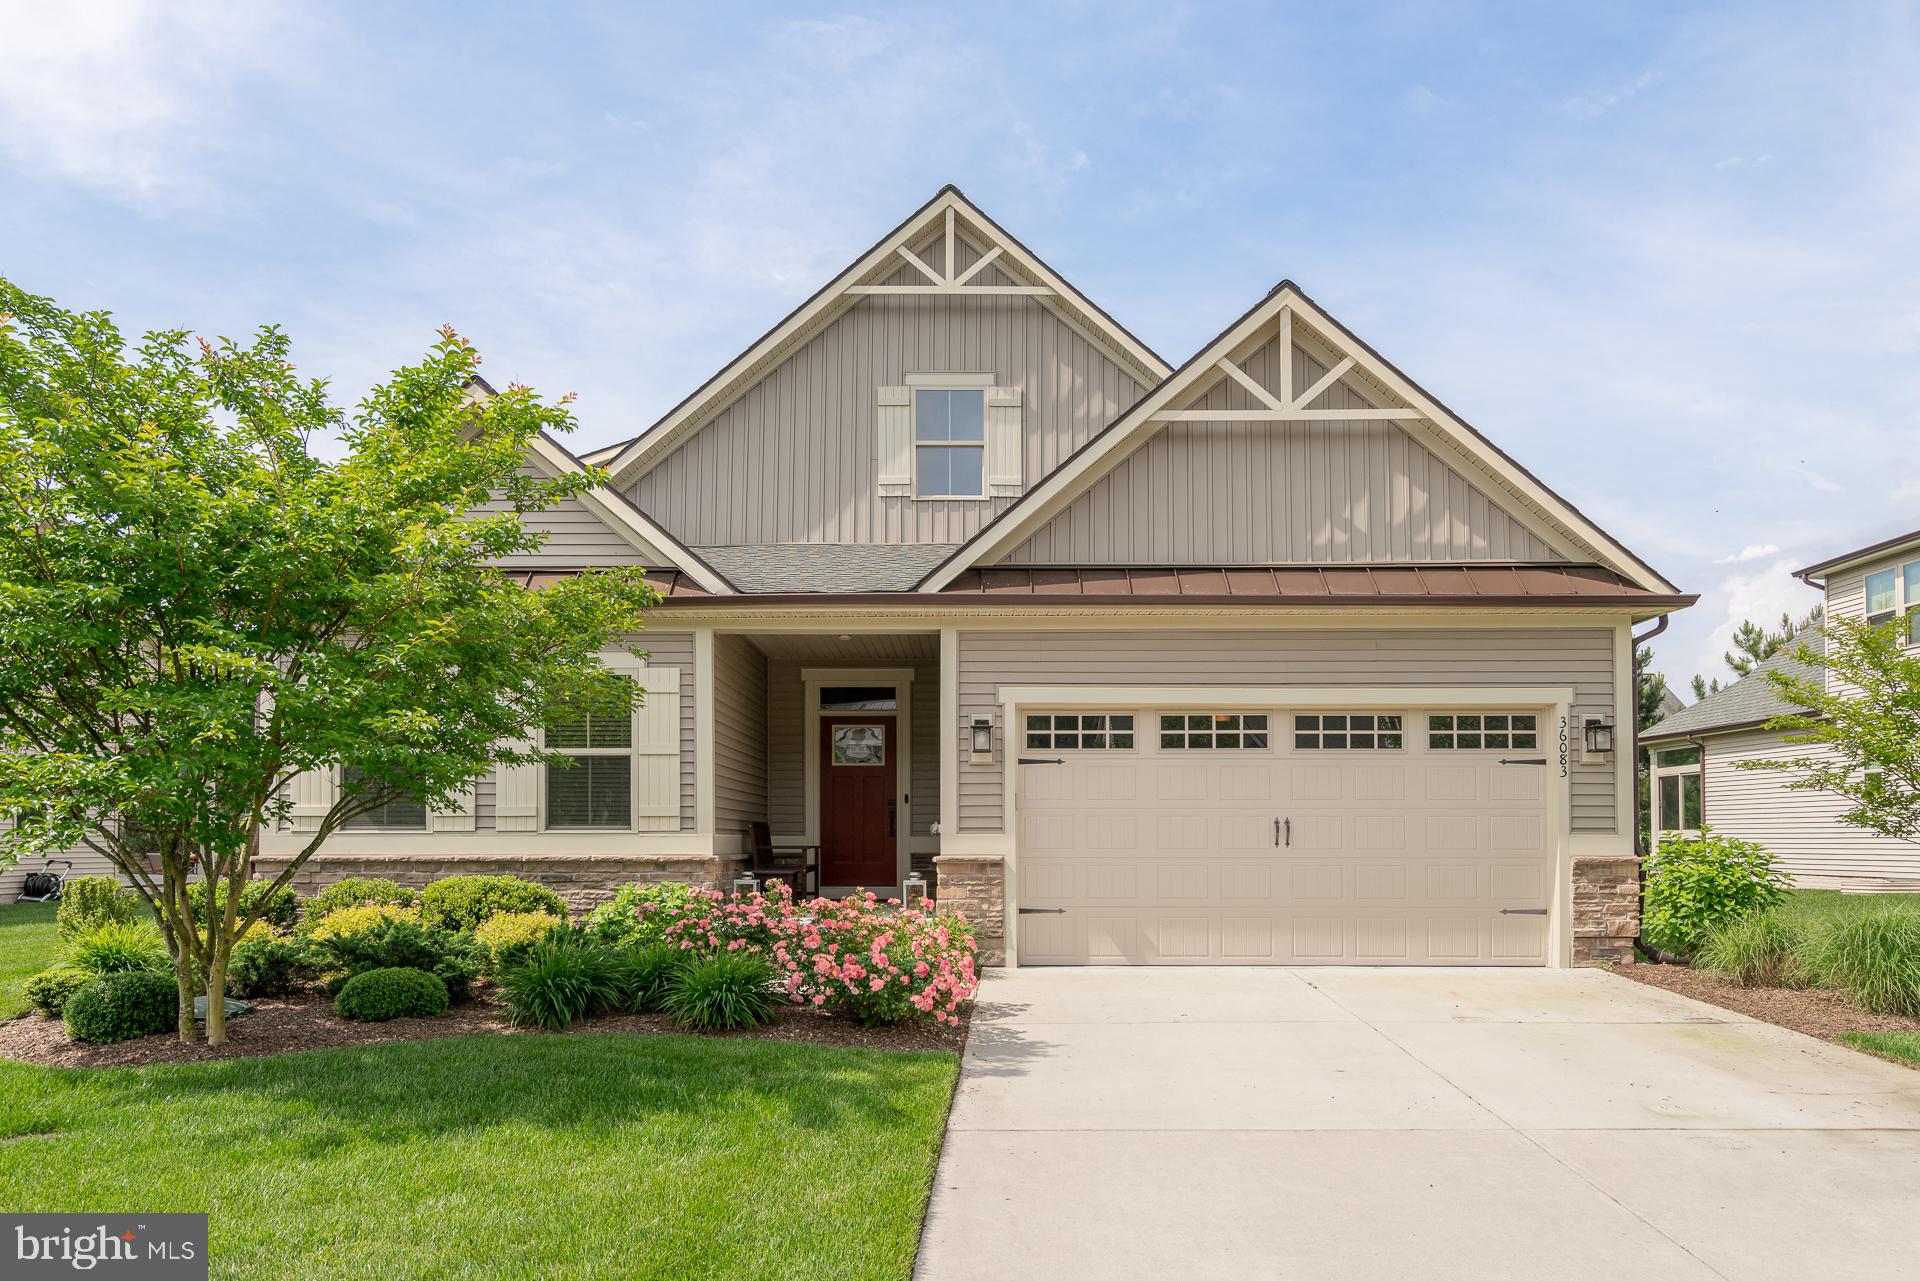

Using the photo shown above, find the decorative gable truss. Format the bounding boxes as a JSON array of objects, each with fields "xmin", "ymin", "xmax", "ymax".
[{"xmin": 919, "ymin": 282, "xmax": 1679, "ymax": 593}]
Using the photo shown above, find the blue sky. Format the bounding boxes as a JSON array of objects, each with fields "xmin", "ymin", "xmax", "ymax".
[{"xmin": 3, "ymin": 1, "xmax": 1916, "ymax": 693}]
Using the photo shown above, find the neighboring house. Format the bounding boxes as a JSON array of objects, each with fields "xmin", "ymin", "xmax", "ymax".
[
  {"xmin": 242, "ymin": 186, "xmax": 1692, "ymax": 966},
  {"xmin": 1641, "ymin": 526, "xmax": 1920, "ymax": 890}
]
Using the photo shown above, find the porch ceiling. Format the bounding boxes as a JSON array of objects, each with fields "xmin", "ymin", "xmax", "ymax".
[{"xmin": 743, "ymin": 632, "xmax": 939, "ymax": 661}]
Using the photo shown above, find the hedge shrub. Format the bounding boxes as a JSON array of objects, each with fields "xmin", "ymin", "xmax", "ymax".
[
  {"xmin": 25, "ymin": 965, "xmax": 91, "ymax": 1017},
  {"xmin": 66, "ymin": 920, "xmax": 169, "ymax": 978},
  {"xmin": 226, "ymin": 935, "xmax": 309, "ymax": 998},
  {"xmin": 308, "ymin": 903, "xmax": 420, "ymax": 941},
  {"xmin": 186, "ymin": 878, "xmax": 299, "ymax": 933},
  {"xmin": 299, "ymin": 877, "xmax": 419, "ymax": 927},
  {"xmin": 55, "ymin": 876, "xmax": 140, "ymax": 940},
  {"xmin": 474, "ymin": 911, "xmax": 564, "ymax": 972},
  {"xmin": 64, "ymin": 971, "xmax": 177, "ymax": 1043},
  {"xmin": 334, "ymin": 967, "xmax": 449, "ymax": 1022},
  {"xmin": 419, "ymin": 875, "xmax": 567, "ymax": 932},
  {"xmin": 583, "ymin": 881, "xmax": 701, "ymax": 947},
  {"xmin": 1642, "ymin": 829, "xmax": 1791, "ymax": 955},
  {"xmin": 308, "ymin": 914, "xmax": 482, "ymax": 1002}
]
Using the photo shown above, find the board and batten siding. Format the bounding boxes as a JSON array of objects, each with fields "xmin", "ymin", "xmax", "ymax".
[
  {"xmin": 712, "ymin": 634, "xmax": 769, "ymax": 826},
  {"xmin": 477, "ymin": 466, "xmax": 661, "ymax": 569},
  {"xmin": 956, "ymin": 628, "xmax": 1617, "ymax": 833},
  {"xmin": 625, "ymin": 232, "xmax": 1144, "ymax": 547},
  {"xmin": 766, "ymin": 656, "xmax": 940, "ymax": 840},
  {"xmin": 1700, "ymin": 728, "xmax": 1920, "ymax": 886},
  {"xmin": 1002, "ymin": 330, "xmax": 1558, "ymax": 565}
]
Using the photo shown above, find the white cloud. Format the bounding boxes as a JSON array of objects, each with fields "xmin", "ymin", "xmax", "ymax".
[
  {"xmin": 1688, "ymin": 557, "xmax": 1825, "ymax": 688},
  {"xmin": 1807, "ymin": 473, "xmax": 1845, "ymax": 494},
  {"xmin": 1715, "ymin": 544, "xmax": 1781, "ymax": 564},
  {"xmin": 0, "ymin": 1, "xmax": 298, "ymax": 201},
  {"xmin": 1562, "ymin": 67, "xmax": 1657, "ymax": 119}
]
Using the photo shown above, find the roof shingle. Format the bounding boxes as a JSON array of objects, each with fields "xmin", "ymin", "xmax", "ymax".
[{"xmin": 1642, "ymin": 635, "xmax": 1823, "ymax": 741}]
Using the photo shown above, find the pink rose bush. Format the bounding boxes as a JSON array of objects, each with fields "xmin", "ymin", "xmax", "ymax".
[{"xmin": 657, "ymin": 886, "xmax": 977, "ymax": 1026}]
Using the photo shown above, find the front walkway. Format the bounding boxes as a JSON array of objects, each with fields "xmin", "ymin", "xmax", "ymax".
[{"xmin": 917, "ymin": 967, "xmax": 1920, "ymax": 1281}]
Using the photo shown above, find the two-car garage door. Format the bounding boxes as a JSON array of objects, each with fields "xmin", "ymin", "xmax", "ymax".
[{"xmin": 1014, "ymin": 705, "xmax": 1557, "ymax": 965}]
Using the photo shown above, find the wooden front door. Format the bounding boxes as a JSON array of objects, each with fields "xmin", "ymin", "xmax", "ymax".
[{"xmin": 819, "ymin": 716, "xmax": 898, "ymax": 887}]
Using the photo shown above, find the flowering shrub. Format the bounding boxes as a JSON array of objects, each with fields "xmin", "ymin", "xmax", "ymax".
[
  {"xmin": 584, "ymin": 881, "xmax": 704, "ymax": 947},
  {"xmin": 661, "ymin": 886, "xmax": 978, "ymax": 1026}
]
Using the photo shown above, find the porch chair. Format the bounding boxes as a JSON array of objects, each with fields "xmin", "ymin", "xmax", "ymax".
[{"xmin": 743, "ymin": 821, "xmax": 820, "ymax": 897}]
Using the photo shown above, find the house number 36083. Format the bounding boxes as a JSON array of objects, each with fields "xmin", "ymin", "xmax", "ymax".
[{"xmin": 1557, "ymin": 715, "xmax": 1569, "ymax": 777}]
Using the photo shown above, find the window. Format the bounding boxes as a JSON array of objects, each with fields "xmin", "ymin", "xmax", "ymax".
[
  {"xmin": 1657, "ymin": 772, "xmax": 1702, "ymax": 832},
  {"xmin": 1026, "ymin": 713, "xmax": 1135, "ymax": 750},
  {"xmin": 1655, "ymin": 746, "xmax": 1701, "ymax": 768},
  {"xmin": 341, "ymin": 765, "xmax": 427, "ymax": 830},
  {"xmin": 1427, "ymin": 713, "xmax": 1537, "ymax": 750},
  {"xmin": 1293, "ymin": 713, "xmax": 1403, "ymax": 750},
  {"xmin": 914, "ymin": 387, "xmax": 985, "ymax": 497},
  {"xmin": 820, "ymin": 686, "xmax": 897, "ymax": 712},
  {"xmin": 1864, "ymin": 560, "xmax": 1920, "ymax": 644},
  {"xmin": 545, "ymin": 705, "xmax": 632, "ymax": 829},
  {"xmin": 831, "ymin": 724, "xmax": 887, "ymax": 765},
  {"xmin": 1159, "ymin": 713, "xmax": 1269, "ymax": 750}
]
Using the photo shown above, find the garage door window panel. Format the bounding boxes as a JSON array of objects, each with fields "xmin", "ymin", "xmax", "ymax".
[
  {"xmin": 1027, "ymin": 713, "xmax": 1134, "ymax": 751},
  {"xmin": 1293, "ymin": 713, "xmax": 1403, "ymax": 750},
  {"xmin": 1428, "ymin": 713, "xmax": 1537, "ymax": 751},
  {"xmin": 1158, "ymin": 713, "xmax": 1268, "ymax": 750}
]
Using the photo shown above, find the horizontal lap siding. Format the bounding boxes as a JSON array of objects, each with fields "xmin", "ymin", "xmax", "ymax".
[
  {"xmin": 478, "ymin": 466, "xmax": 658, "ymax": 568},
  {"xmin": 1004, "ymin": 332, "xmax": 1556, "ymax": 564},
  {"xmin": 626, "ymin": 231, "xmax": 1143, "ymax": 547},
  {"xmin": 1704, "ymin": 730, "xmax": 1920, "ymax": 882},
  {"xmin": 712, "ymin": 635, "xmax": 769, "ymax": 827},
  {"xmin": 957, "ymin": 628, "xmax": 1616, "ymax": 833}
]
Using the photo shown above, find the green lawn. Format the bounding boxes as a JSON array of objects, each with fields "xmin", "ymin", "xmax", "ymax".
[
  {"xmin": 1782, "ymin": 889, "xmax": 1920, "ymax": 922},
  {"xmin": 1839, "ymin": 1032, "xmax": 1920, "ymax": 1068},
  {"xmin": 0, "ymin": 902, "xmax": 59, "ymax": 1019},
  {"xmin": 0, "ymin": 1032, "xmax": 958, "ymax": 1280}
]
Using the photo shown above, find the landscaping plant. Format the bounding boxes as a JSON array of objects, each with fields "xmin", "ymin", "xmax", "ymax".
[
  {"xmin": 419, "ymin": 875, "xmax": 569, "ymax": 932},
  {"xmin": 308, "ymin": 914, "xmax": 482, "ymax": 1001},
  {"xmin": 63, "ymin": 970, "xmax": 177, "ymax": 1043},
  {"xmin": 24, "ymin": 965, "xmax": 90, "ymax": 1017},
  {"xmin": 308, "ymin": 902, "xmax": 420, "ymax": 940},
  {"xmin": 662, "ymin": 951, "xmax": 776, "ymax": 1031},
  {"xmin": 1800, "ymin": 906, "xmax": 1920, "ymax": 1017},
  {"xmin": 66, "ymin": 919, "xmax": 170, "ymax": 978},
  {"xmin": 187, "ymin": 879, "xmax": 299, "ymax": 934},
  {"xmin": 299, "ymin": 877, "xmax": 420, "ymax": 926},
  {"xmin": 608, "ymin": 942, "xmax": 685, "ymax": 1013},
  {"xmin": 1641, "ymin": 829, "xmax": 1792, "ymax": 956},
  {"xmin": 474, "ymin": 910, "xmax": 564, "ymax": 972},
  {"xmin": 0, "ymin": 280, "xmax": 661, "ymax": 1043},
  {"xmin": 497, "ymin": 932, "xmax": 621, "ymax": 1030},
  {"xmin": 54, "ymin": 876, "xmax": 141, "ymax": 940},
  {"xmin": 1695, "ymin": 909, "xmax": 1807, "ymax": 988},
  {"xmin": 334, "ymin": 966, "xmax": 449, "ymax": 1022},
  {"xmin": 584, "ymin": 880, "xmax": 701, "ymax": 947},
  {"xmin": 226, "ymin": 934, "xmax": 310, "ymax": 999}
]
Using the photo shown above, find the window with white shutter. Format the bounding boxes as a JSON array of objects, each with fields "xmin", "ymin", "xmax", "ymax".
[
  {"xmin": 986, "ymin": 385, "xmax": 1021, "ymax": 495},
  {"xmin": 524, "ymin": 661, "xmax": 681, "ymax": 833}
]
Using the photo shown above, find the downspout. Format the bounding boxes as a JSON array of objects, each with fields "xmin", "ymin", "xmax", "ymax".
[{"xmin": 1629, "ymin": 616, "xmax": 1688, "ymax": 964}]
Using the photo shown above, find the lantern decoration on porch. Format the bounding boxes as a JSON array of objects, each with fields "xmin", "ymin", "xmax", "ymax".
[
  {"xmin": 731, "ymin": 873, "xmax": 759, "ymax": 897},
  {"xmin": 902, "ymin": 872, "xmax": 929, "ymax": 907}
]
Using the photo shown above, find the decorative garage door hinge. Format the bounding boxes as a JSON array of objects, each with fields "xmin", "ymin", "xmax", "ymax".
[{"xmin": 1018, "ymin": 907, "xmax": 1067, "ymax": 915}]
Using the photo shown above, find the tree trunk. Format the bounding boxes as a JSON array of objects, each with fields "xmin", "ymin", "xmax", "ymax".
[
  {"xmin": 205, "ymin": 947, "xmax": 230, "ymax": 1046},
  {"xmin": 173, "ymin": 957, "xmax": 197, "ymax": 1044}
]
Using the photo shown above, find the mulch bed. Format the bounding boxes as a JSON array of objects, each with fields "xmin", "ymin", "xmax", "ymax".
[
  {"xmin": 1613, "ymin": 961, "xmax": 1920, "ymax": 1043},
  {"xmin": 0, "ymin": 990, "xmax": 968, "ymax": 1070}
]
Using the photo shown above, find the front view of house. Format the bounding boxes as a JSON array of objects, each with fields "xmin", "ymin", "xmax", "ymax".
[{"xmin": 255, "ymin": 187, "xmax": 1693, "ymax": 968}]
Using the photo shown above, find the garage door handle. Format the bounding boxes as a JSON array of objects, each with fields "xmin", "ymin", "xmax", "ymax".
[
  {"xmin": 1499, "ymin": 908, "xmax": 1549, "ymax": 916},
  {"xmin": 1018, "ymin": 907, "xmax": 1066, "ymax": 915},
  {"xmin": 1019, "ymin": 757, "xmax": 1065, "ymax": 765},
  {"xmin": 1498, "ymin": 757, "xmax": 1548, "ymax": 766}
]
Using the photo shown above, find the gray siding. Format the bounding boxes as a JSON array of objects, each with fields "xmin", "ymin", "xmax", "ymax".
[
  {"xmin": 1700, "ymin": 728, "xmax": 1920, "ymax": 885},
  {"xmin": 478, "ymin": 466, "xmax": 661, "ymax": 569},
  {"xmin": 957, "ymin": 627, "xmax": 1617, "ymax": 833},
  {"xmin": 766, "ymin": 656, "xmax": 940, "ymax": 838},
  {"xmin": 713, "ymin": 634, "xmax": 769, "ymax": 827},
  {"xmin": 626, "ymin": 231, "xmax": 1145, "ymax": 546},
  {"xmin": 1004, "ymin": 331, "xmax": 1557, "ymax": 565}
]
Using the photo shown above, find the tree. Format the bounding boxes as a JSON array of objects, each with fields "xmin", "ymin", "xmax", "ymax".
[
  {"xmin": 1636, "ymin": 646, "xmax": 1671, "ymax": 731},
  {"xmin": 0, "ymin": 280, "xmax": 659, "ymax": 1043},
  {"xmin": 1692, "ymin": 673, "xmax": 1722, "ymax": 702},
  {"xmin": 1738, "ymin": 616, "xmax": 1920, "ymax": 844},
  {"xmin": 1689, "ymin": 606, "xmax": 1823, "ymax": 702}
]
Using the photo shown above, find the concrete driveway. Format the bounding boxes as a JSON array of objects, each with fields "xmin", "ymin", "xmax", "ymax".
[{"xmin": 916, "ymin": 967, "xmax": 1920, "ymax": 1281}]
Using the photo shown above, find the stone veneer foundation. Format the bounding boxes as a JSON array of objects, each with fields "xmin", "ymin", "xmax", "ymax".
[
  {"xmin": 1571, "ymin": 854, "xmax": 1641, "ymax": 965},
  {"xmin": 252, "ymin": 852, "xmax": 749, "ymax": 914},
  {"xmin": 932, "ymin": 853, "xmax": 1005, "ymax": 966}
]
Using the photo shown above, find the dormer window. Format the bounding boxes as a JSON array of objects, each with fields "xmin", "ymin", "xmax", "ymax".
[
  {"xmin": 1864, "ymin": 560, "xmax": 1920, "ymax": 644},
  {"xmin": 913, "ymin": 385, "xmax": 986, "ymax": 498}
]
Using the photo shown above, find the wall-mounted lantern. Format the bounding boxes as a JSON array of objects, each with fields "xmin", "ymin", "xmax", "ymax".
[
  {"xmin": 965, "ymin": 714, "xmax": 996, "ymax": 765},
  {"xmin": 1582, "ymin": 717, "xmax": 1615, "ymax": 757}
]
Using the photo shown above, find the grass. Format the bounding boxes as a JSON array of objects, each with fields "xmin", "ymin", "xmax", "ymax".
[
  {"xmin": 0, "ymin": 1031, "xmax": 958, "ymax": 1281},
  {"xmin": 1780, "ymin": 889, "xmax": 1920, "ymax": 923},
  {"xmin": 1840, "ymin": 1032, "xmax": 1920, "ymax": 1068},
  {"xmin": 0, "ymin": 902, "xmax": 59, "ymax": 1019}
]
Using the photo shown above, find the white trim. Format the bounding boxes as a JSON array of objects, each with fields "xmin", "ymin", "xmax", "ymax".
[
  {"xmin": 258, "ymin": 830, "xmax": 726, "ymax": 857},
  {"xmin": 599, "ymin": 189, "xmax": 1169, "ymax": 487},
  {"xmin": 909, "ymin": 376, "xmax": 992, "ymax": 501},
  {"xmin": 801, "ymin": 666, "xmax": 916, "ymax": 891},
  {"xmin": 919, "ymin": 287, "xmax": 1677, "ymax": 595},
  {"xmin": 994, "ymin": 683, "xmax": 1576, "ymax": 969}
]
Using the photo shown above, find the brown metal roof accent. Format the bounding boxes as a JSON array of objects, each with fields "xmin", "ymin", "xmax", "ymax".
[
  {"xmin": 502, "ymin": 569, "xmax": 711, "ymax": 598},
  {"xmin": 930, "ymin": 563, "xmax": 1693, "ymax": 606},
  {"xmin": 1795, "ymin": 526, "xmax": 1920, "ymax": 581}
]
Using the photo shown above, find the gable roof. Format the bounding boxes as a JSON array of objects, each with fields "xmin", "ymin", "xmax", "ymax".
[
  {"xmin": 1640, "ymin": 635, "xmax": 1823, "ymax": 742},
  {"xmin": 915, "ymin": 280, "xmax": 1682, "ymax": 597},
  {"xmin": 1796, "ymin": 527, "xmax": 1920, "ymax": 583},
  {"xmin": 589, "ymin": 186, "xmax": 1173, "ymax": 484}
]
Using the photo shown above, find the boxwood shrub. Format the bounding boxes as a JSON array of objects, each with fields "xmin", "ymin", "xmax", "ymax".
[
  {"xmin": 186, "ymin": 878, "xmax": 300, "ymax": 933},
  {"xmin": 474, "ymin": 911, "xmax": 564, "ymax": 973},
  {"xmin": 334, "ymin": 967, "xmax": 449, "ymax": 1022},
  {"xmin": 55, "ymin": 876, "xmax": 141, "ymax": 940},
  {"xmin": 299, "ymin": 877, "xmax": 420, "ymax": 928},
  {"xmin": 25, "ymin": 965, "xmax": 92, "ymax": 1017},
  {"xmin": 226, "ymin": 935, "xmax": 310, "ymax": 998},
  {"xmin": 420, "ymin": 875, "xmax": 567, "ymax": 932},
  {"xmin": 64, "ymin": 971, "xmax": 177, "ymax": 1043}
]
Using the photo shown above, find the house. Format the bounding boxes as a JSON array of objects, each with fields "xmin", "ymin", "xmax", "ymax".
[
  {"xmin": 248, "ymin": 186, "xmax": 1694, "ymax": 967},
  {"xmin": 1641, "ymin": 527, "xmax": 1920, "ymax": 890}
]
